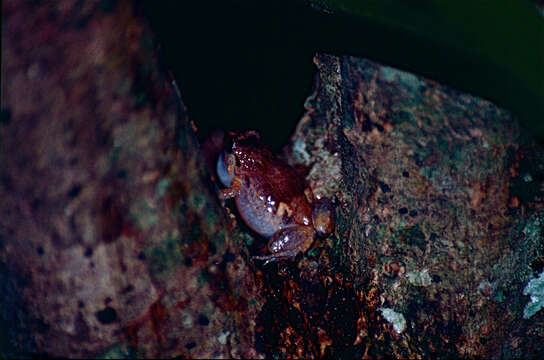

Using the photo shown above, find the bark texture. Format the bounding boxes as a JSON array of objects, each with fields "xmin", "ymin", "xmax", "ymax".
[
  {"xmin": 282, "ymin": 54, "xmax": 544, "ymax": 358},
  {"xmin": 1, "ymin": 0, "xmax": 543, "ymax": 358},
  {"xmin": 1, "ymin": 1, "xmax": 260, "ymax": 357}
]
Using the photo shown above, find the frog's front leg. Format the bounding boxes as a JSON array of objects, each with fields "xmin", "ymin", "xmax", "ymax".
[
  {"xmin": 253, "ymin": 225, "xmax": 315, "ymax": 263},
  {"xmin": 218, "ymin": 176, "xmax": 243, "ymax": 200}
]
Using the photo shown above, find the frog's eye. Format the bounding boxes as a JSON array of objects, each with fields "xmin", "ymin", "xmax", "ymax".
[{"xmin": 217, "ymin": 152, "xmax": 234, "ymax": 187}]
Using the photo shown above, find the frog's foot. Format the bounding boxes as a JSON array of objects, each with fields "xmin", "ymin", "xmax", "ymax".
[
  {"xmin": 311, "ymin": 197, "xmax": 335, "ymax": 237},
  {"xmin": 252, "ymin": 253, "xmax": 281, "ymax": 266},
  {"xmin": 304, "ymin": 187, "xmax": 315, "ymax": 203},
  {"xmin": 252, "ymin": 249, "xmax": 300, "ymax": 265},
  {"xmin": 218, "ymin": 177, "xmax": 242, "ymax": 200},
  {"xmin": 276, "ymin": 202, "xmax": 293, "ymax": 217}
]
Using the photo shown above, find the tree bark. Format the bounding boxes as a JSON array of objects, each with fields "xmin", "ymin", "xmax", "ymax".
[
  {"xmin": 1, "ymin": 0, "xmax": 542, "ymax": 358},
  {"xmin": 1, "ymin": 1, "xmax": 260, "ymax": 357}
]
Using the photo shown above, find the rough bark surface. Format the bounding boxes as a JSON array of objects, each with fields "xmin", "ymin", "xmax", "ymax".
[
  {"xmin": 282, "ymin": 54, "xmax": 544, "ymax": 358},
  {"xmin": 1, "ymin": 1, "xmax": 261, "ymax": 357},
  {"xmin": 1, "ymin": 0, "xmax": 543, "ymax": 358}
]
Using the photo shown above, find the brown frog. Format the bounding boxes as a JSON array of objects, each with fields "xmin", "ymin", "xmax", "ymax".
[{"xmin": 216, "ymin": 130, "xmax": 334, "ymax": 262}]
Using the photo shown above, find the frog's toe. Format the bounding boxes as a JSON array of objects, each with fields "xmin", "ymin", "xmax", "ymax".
[
  {"xmin": 252, "ymin": 251, "xmax": 300, "ymax": 264},
  {"xmin": 252, "ymin": 254, "xmax": 280, "ymax": 265}
]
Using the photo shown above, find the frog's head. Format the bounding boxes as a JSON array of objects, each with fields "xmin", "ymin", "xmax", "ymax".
[
  {"xmin": 217, "ymin": 130, "xmax": 262, "ymax": 187},
  {"xmin": 217, "ymin": 130, "xmax": 267, "ymax": 187}
]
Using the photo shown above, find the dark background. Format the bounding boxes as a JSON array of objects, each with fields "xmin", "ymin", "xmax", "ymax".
[
  {"xmin": 140, "ymin": 1, "xmax": 321, "ymax": 152},
  {"xmin": 139, "ymin": 0, "xmax": 544, "ymax": 150}
]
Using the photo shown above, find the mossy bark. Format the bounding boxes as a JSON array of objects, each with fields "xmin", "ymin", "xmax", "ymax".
[
  {"xmin": 283, "ymin": 54, "xmax": 544, "ymax": 358},
  {"xmin": 1, "ymin": 0, "xmax": 542, "ymax": 358}
]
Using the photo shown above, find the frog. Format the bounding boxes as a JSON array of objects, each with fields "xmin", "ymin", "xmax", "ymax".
[{"xmin": 216, "ymin": 130, "xmax": 335, "ymax": 262}]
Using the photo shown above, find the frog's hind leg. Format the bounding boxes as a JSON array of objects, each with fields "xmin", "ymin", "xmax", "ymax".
[{"xmin": 253, "ymin": 225, "xmax": 315, "ymax": 263}]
